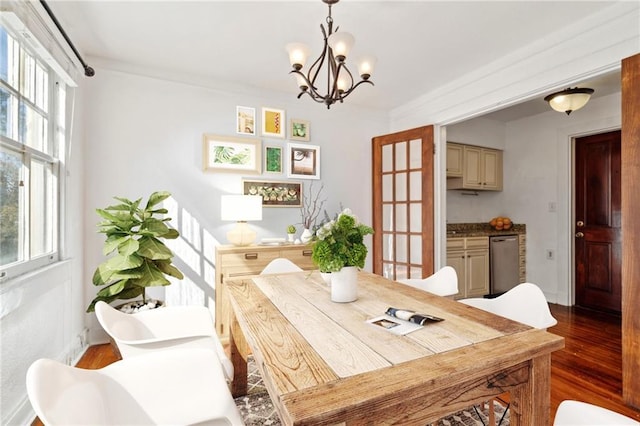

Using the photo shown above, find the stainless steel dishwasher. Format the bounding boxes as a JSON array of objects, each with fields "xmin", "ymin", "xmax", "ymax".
[{"xmin": 489, "ymin": 235, "xmax": 520, "ymax": 295}]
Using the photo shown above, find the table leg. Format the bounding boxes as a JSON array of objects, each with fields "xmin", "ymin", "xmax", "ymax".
[
  {"xmin": 509, "ymin": 355, "xmax": 552, "ymax": 426},
  {"xmin": 229, "ymin": 310, "xmax": 249, "ymax": 398}
]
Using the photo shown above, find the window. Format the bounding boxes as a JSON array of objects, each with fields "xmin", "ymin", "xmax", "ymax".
[{"xmin": 1, "ymin": 23, "xmax": 64, "ymax": 279}]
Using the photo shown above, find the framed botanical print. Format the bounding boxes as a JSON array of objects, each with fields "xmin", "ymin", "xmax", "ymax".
[
  {"xmin": 242, "ymin": 179, "xmax": 302, "ymax": 207},
  {"xmin": 287, "ymin": 142, "xmax": 320, "ymax": 179},
  {"xmin": 264, "ymin": 145, "xmax": 282, "ymax": 174},
  {"xmin": 290, "ymin": 118, "xmax": 310, "ymax": 141},
  {"xmin": 261, "ymin": 107, "xmax": 285, "ymax": 138},
  {"xmin": 236, "ymin": 106, "xmax": 256, "ymax": 135},
  {"xmin": 202, "ymin": 134, "xmax": 261, "ymax": 174}
]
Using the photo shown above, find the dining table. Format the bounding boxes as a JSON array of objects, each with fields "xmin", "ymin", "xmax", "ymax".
[{"xmin": 224, "ymin": 270, "xmax": 564, "ymax": 425}]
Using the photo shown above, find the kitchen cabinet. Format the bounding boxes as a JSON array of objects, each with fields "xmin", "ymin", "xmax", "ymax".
[
  {"xmin": 446, "ymin": 236, "xmax": 490, "ymax": 298},
  {"xmin": 446, "ymin": 143, "xmax": 464, "ymax": 177},
  {"xmin": 447, "ymin": 143, "xmax": 503, "ymax": 191},
  {"xmin": 214, "ymin": 244, "xmax": 315, "ymax": 343}
]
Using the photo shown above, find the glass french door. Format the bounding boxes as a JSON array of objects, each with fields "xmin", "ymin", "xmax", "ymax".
[{"xmin": 372, "ymin": 126, "xmax": 434, "ymax": 280}]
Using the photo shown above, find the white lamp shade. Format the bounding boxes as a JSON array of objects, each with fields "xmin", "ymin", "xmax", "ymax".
[
  {"xmin": 357, "ymin": 55, "xmax": 377, "ymax": 79},
  {"xmin": 221, "ymin": 195, "xmax": 263, "ymax": 222},
  {"xmin": 328, "ymin": 31, "xmax": 355, "ymax": 60},
  {"xmin": 285, "ymin": 43, "xmax": 310, "ymax": 68},
  {"xmin": 548, "ymin": 93, "xmax": 591, "ymax": 113}
]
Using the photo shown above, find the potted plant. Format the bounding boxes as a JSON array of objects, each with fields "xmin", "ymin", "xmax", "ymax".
[
  {"xmin": 86, "ymin": 191, "xmax": 184, "ymax": 312},
  {"xmin": 287, "ymin": 224, "xmax": 297, "ymax": 242},
  {"xmin": 311, "ymin": 208, "xmax": 373, "ymax": 302}
]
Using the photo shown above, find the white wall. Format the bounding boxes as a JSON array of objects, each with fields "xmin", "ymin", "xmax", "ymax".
[{"xmin": 82, "ymin": 67, "xmax": 388, "ymax": 343}]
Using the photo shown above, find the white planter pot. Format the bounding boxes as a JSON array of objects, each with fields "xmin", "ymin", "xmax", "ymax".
[
  {"xmin": 331, "ymin": 266, "xmax": 358, "ymax": 303},
  {"xmin": 287, "ymin": 233, "xmax": 295, "ymax": 242},
  {"xmin": 300, "ymin": 228, "xmax": 313, "ymax": 243}
]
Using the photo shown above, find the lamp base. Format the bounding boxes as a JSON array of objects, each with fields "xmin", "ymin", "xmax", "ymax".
[{"xmin": 227, "ymin": 221, "xmax": 256, "ymax": 246}]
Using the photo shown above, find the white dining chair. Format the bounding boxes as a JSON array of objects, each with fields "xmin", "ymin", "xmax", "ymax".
[
  {"xmin": 95, "ymin": 301, "xmax": 233, "ymax": 381},
  {"xmin": 398, "ymin": 266, "xmax": 459, "ymax": 297},
  {"xmin": 260, "ymin": 258, "xmax": 303, "ymax": 275},
  {"xmin": 554, "ymin": 400, "xmax": 640, "ymax": 425},
  {"xmin": 459, "ymin": 282, "xmax": 557, "ymax": 426},
  {"xmin": 27, "ymin": 348, "xmax": 245, "ymax": 426}
]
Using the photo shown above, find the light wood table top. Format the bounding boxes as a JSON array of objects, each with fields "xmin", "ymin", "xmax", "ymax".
[{"xmin": 226, "ymin": 270, "xmax": 564, "ymax": 425}]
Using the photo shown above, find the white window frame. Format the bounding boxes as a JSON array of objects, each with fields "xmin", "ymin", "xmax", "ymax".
[{"xmin": 0, "ymin": 22, "xmax": 64, "ymax": 281}]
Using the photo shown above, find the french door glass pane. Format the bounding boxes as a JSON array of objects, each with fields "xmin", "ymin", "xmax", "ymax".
[
  {"xmin": 395, "ymin": 172, "xmax": 407, "ymax": 201},
  {"xmin": 396, "ymin": 234, "xmax": 407, "ymax": 263},
  {"xmin": 409, "ymin": 171, "xmax": 422, "ymax": 200},
  {"xmin": 30, "ymin": 158, "xmax": 54, "ymax": 257},
  {"xmin": 382, "ymin": 204, "xmax": 392, "ymax": 232},
  {"xmin": 410, "ymin": 203, "xmax": 422, "ymax": 232},
  {"xmin": 382, "ymin": 174, "xmax": 392, "ymax": 202},
  {"xmin": 382, "ymin": 233, "xmax": 392, "ymax": 261},
  {"xmin": 396, "ymin": 265, "xmax": 408, "ymax": 280},
  {"xmin": 395, "ymin": 141, "xmax": 406, "ymax": 171},
  {"xmin": 382, "ymin": 144, "xmax": 393, "ymax": 172},
  {"xmin": 0, "ymin": 148, "xmax": 23, "ymax": 264},
  {"xmin": 395, "ymin": 203, "xmax": 407, "ymax": 232},
  {"xmin": 409, "ymin": 139, "xmax": 422, "ymax": 168},
  {"xmin": 409, "ymin": 267, "xmax": 422, "ymax": 279},
  {"xmin": 410, "ymin": 235, "xmax": 422, "ymax": 264}
]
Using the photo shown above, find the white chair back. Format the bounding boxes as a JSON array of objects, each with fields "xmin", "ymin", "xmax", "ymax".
[
  {"xmin": 260, "ymin": 258, "xmax": 303, "ymax": 275},
  {"xmin": 460, "ymin": 282, "xmax": 557, "ymax": 329},
  {"xmin": 398, "ymin": 266, "xmax": 459, "ymax": 297},
  {"xmin": 27, "ymin": 349, "xmax": 244, "ymax": 425},
  {"xmin": 554, "ymin": 400, "xmax": 640, "ymax": 425},
  {"xmin": 95, "ymin": 301, "xmax": 233, "ymax": 380}
]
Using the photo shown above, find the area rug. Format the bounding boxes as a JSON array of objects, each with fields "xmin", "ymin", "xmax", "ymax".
[{"xmin": 234, "ymin": 357, "xmax": 509, "ymax": 425}]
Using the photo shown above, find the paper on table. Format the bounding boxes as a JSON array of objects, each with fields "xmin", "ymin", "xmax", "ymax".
[{"xmin": 366, "ymin": 315, "xmax": 423, "ymax": 335}]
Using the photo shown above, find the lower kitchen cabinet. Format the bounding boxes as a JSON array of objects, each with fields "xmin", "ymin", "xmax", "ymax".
[{"xmin": 446, "ymin": 237, "xmax": 490, "ymax": 299}]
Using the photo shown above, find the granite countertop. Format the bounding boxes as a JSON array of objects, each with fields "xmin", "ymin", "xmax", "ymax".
[{"xmin": 446, "ymin": 222, "xmax": 526, "ymax": 238}]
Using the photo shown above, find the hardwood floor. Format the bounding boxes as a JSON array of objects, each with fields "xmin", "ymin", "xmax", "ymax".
[{"xmin": 32, "ymin": 304, "xmax": 640, "ymax": 425}]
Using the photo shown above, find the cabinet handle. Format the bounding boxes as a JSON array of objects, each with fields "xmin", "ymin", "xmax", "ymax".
[
  {"xmin": 244, "ymin": 253, "xmax": 258, "ymax": 260},
  {"xmin": 302, "ymin": 249, "xmax": 312, "ymax": 256}
]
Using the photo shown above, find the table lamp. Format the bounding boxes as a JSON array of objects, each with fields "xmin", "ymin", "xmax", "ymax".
[{"xmin": 221, "ymin": 195, "xmax": 263, "ymax": 246}]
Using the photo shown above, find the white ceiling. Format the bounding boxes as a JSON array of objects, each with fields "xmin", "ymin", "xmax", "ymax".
[{"xmin": 46, "ymin": 0, "xmax": 621, "ymax": 118}]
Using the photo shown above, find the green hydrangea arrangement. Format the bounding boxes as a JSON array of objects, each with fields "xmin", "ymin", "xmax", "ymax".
[{"xmin": 311, "ymin": 208, "xmax": 374, "ymax": 272}]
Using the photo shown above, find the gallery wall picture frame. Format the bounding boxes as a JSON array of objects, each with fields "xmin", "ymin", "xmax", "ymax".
[
  {"xmin": 264, "ymin": 145, "xmax": 283, "ymax": 174},
  {"xmin": 236, "ymin": 106, "xmax": 256, "ymax": 135},
  {"xmin": 203, "ymin": 134, "xmax": 261, "ymax": 174},
  {"xmin": 242, "ymin": 179, "xmax": 302, "ymax": 207},
  {"xmin": 261, "ymin": 107, "xmax": 286, "ymax": 138},
  {"xmin": 290, "ymin": 118, "xmax": 310, "ymax": 141},
  {"xmin": 287, "ymin": 142, "xmax": 320, "ymax": 180}
]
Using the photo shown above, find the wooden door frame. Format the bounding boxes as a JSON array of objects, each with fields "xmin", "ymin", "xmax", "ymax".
[{"xmin": 621, "ymin": 53, "xmax": 640, "ymax": 409}]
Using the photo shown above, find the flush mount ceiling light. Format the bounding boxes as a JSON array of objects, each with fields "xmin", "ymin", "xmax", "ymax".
[
  {"xmin": 544, "ymin": 87, "xmax": 595, "ymax": 115},
  {"xmin": 285, "ymin": 0, "xmax": 375, "ymax": 109}
]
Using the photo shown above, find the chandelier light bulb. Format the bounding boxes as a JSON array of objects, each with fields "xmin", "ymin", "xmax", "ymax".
[
  {"xmin": 286, "ymin": 43, "xmax": 310, "ymax": 70},
  {"xmin": 327, "ymin": 32, "xmax": 355, "ymax": 61},
  {"xmin": 357, "ymin": 55, "xmax": 377, "ymax": 80},
  {"xmin": 336, "ymin": 76, "xmax": 349, "ymax": 93}
]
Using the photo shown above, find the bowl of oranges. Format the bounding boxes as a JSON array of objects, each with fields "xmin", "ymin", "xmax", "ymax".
[{"xmin": 489, "ymin": 216, "xmax": 512, "ymax": 231}]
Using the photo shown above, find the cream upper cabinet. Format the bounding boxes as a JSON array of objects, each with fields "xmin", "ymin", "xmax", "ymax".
[
  {"xmin": 446, "ymin": 143, "xmax": 503, "ymax": 191},
  {"xmin": 446, "ymin": 143, "xmax": 464, "ymax": 177}
]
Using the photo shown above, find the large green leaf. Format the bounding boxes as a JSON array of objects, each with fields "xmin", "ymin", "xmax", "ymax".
[
  {"xmin": 86, "ymin": 284, "xmax": 144, "ymax": 312},
  {"xmin": 149, "ymin": 208, "xmax": 168, "ymax": 215},
  {"xmin": 117, "ymin": 238, "xmax": 139, "ymax": 257},
  {"xmin": 110, "ymin": 268, "xmax": 144, "ymax": 281},
  {"xmin": 162, "ymin": 228, "xmax": 180, "ymax": 239},
  {"xmin": 130, "ymin": 260, "xmax": 171, "ymax": 287},
  {"xmin": 140, "ymin": 218, "xmax": 169, "ymax": 236},
  {"xmin": 97, "ymin": 280, "xmax": 127, "ymax": 297},
  {"xmin": 104, "ymin": 253, "xmax": 144, "ymax": 271},
  {"xmin": 137, "ymin": 236, "xmax": 172, "ymax": 260},
  {"xmin": 145, "ymin": 191, "xmax": 170, "ymax": 210},
  {"xmin": 93, "ymin": 263, "xmax": 116, "ymax": 285},
  {"xmin": 156, "ymin": 259, "xmax": 184, "ymax": 279},
  {"xmin": 103, "ymin": 234, "xmax": 129, "ymax": 255}
]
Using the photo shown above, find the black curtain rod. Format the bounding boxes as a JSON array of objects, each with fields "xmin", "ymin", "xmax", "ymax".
[{"xmin": 39, "ymin": 0, "xmax": 95, "ymax": 77}]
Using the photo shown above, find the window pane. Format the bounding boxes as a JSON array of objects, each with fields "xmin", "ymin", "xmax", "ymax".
[
  {"xmin": 0, "ymin": 26, "xmax": 20, "ymax": 88},
  {"xmin": 0, "ymin": 149, "xmax": 23, "ymax": 265},
  {"xmin": 395, "ymin": 203, "xmax": 407, "ymax": 232},
  {"xmin": 22, "ymin": 53, "xmax": 35, "ymax": 103},
  {"xmin": 21, "ymin": 102, "xmax": 47, "ymax": 151},
  {"xmin": 0, "ymin": 87, "xmax": 18, "ymax": 139},
  {"xmin": 395, "ymin": 172, "xmax": 407, "ymax": 201},
  {"xmin": 382, "ymin": 144, "xmax": 393, "ymax": 172},
  {"xmin": 30, "ymin": 158, "xmax": 55, "ymax": 257},
  {"xmin": 35, "ymin": 62, "xmax": 48, "ymax": 112},
  {"xmin": 409, "ymin": 139, "xmax": 422, "ymax": 169},
  {"xmin": 395, "ymin": 141, "xmax": 407, "ymax": 171}
]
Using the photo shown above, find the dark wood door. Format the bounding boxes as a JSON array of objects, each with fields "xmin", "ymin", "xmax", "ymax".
[
  {"xmin": 371, "ymin": 126, "xmax": 434, "ymax": 280},
  {"xmin": 575, "ymin": 130, "xmax": 622, "ymax": 313}
]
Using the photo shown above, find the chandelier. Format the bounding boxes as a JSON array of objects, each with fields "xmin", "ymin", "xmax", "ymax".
[
  {"xmin": 544, "ymin": 87, "xmax": 594, "ymax": 115},
  {"xmin": 285, "ymin": 0, "xmax": 376, "ymax": 109}
]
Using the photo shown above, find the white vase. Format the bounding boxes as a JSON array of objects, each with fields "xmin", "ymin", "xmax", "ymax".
[
  {"xmin": 287, "ymin": 233, "xmax": 295, "ymax": 242},
  {"xmin": 331, "ymin": 266, "xmax": 358, "ymax": 303},
  {"xmin": 300, "ymin": 228, "xmax": 313, "ymax": 243}
]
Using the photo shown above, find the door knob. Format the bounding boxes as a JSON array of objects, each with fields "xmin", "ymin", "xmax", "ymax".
[
  {"xmin": 576, "ymin": 220, "xmax": 584, "ymax": 227},
  {"xmin": 575, "ymin": 232, "xmax": 584, "ymax": 238}
]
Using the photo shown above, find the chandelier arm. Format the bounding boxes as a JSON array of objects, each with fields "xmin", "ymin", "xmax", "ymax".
[
  {"xmin": 307, "ymin": 24, "xmax": 329, "ymax": 91},
  {"xmin": 340, "ymin": 79, "xmax": 374, "ymax": 98}
]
